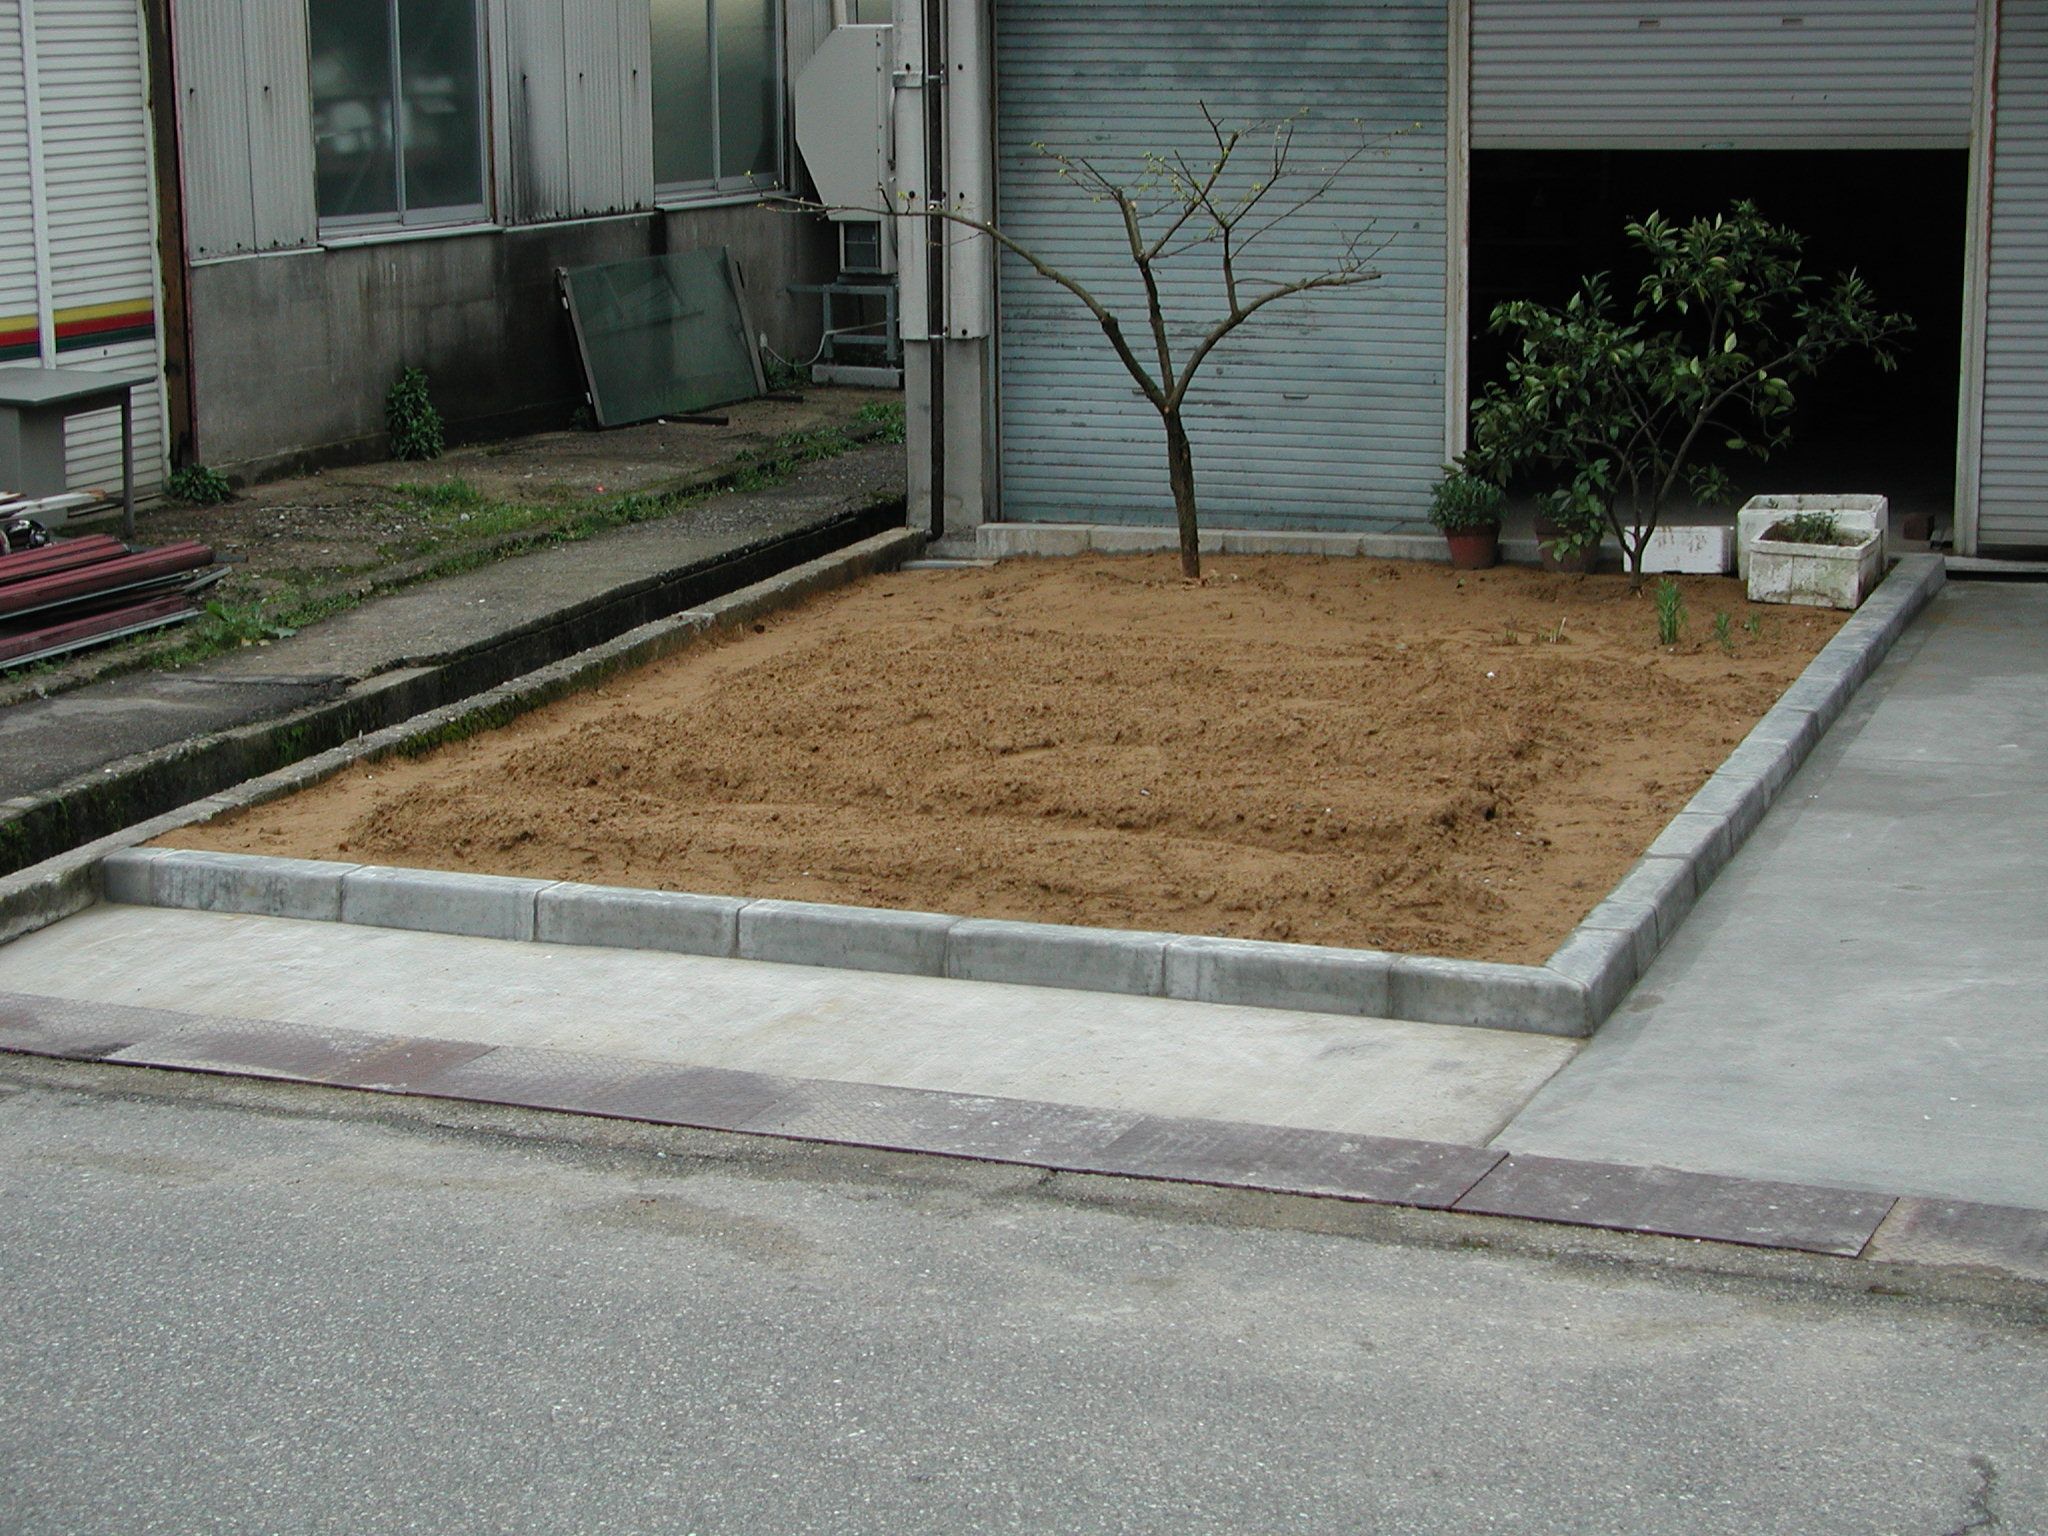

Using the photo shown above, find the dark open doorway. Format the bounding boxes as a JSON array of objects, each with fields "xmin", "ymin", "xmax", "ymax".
[{"xmin": 1469, "ymin": 150, "xmax": 1968, "ymax": 538}]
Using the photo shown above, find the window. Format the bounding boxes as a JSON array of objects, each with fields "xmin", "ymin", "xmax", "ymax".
[
  {"xmin": 309, "ymin": 0, "xmax": 487, "ymax": 229},
  {"xmin": 651, "ymin": 0, "xmax": 782, "ymax": 197}
]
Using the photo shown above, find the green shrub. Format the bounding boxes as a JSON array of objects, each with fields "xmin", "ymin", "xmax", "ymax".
[
  {"xmin": 1767, "ymin": 510, "xmax": 1847, "ymax": 545},
  {"xmin": 165, "ymin": 465, "xmax": 232, "ymax": 506},
  {"xmin": 1428, "ymin": 468, "xmax": 1505, "ymax": 533},
  {"xmin": 386, "ymin": 366, "xmax": 445, "ymax": 461},
  {"xmin": 1654, "ymin": 578, "xmax": 1685, "ymax": 646}
]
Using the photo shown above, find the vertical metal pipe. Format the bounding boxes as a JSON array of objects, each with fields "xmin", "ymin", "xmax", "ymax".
[{"xmin": 922, "ymin": 0, "xmax": 946, "ymax": 537}]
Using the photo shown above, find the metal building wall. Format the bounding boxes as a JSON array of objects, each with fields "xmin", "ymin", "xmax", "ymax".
[
  {"xmin": 496, "ymin": 0, "xmax": 654, "ymax": 224},
  {"xmin": 993, "ymin": 0, "xmax": 1449, "ymax": 528},
  {"xmin": 21, "ymin": 0, "xmax": 167, "ymax": 498},
  {"xmin": 1471, "ymin": 0, "xmax": 1977, "ymax": 149},
  {"xmin": 0, "ymin": 0, "xmax": 37, "ymax": 361},
  {"xmin": 171, "ymin": 0, "xmax": 317, "ymax": 259},
  {"xmin": 1976, "ymin": 0, "xmax": 2048, "ymax": 550}
]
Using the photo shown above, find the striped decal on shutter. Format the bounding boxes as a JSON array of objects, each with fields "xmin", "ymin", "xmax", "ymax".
[
  {"xmin": 1471, "ymin": 0, "xmax": 1977, "ymax": 151},
  {"xmin": 994, "ymin": 0, "xmax": 1448, "ymax": 530},
  {"xmin": 1978, "ymin": 0, "xmax": 2048, "ymax": 551}
]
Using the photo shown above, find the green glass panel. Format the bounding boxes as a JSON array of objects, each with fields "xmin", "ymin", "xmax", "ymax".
[
  {"xmin": 309, "ymin": 0, "xmax": 399, "ymax": 220},
  {"xmin": 561, "ymin": 250, "xmax": 762, "ymax": 427},
  {"xmin": 717, "ymin": 0, "xmax": 778, "ymax": 182},
  {"xmin": 396, "ymin": 0, "xmax": 484, "ymax": 213},
  {"xmin": 652, "ymin": 0, "xmax": 714, "ymax": 186}
]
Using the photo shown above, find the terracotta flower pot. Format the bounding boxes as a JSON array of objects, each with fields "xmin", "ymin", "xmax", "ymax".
[
  {"xmin": 1444, "ymin": 528, "xmax": 1499, "ymax": 570},
  {"xmin": 1533, "ymin": 511, "xmax": 1601, "ymax": 574}
]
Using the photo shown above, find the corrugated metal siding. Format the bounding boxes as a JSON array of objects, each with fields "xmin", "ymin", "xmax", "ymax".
[
  {"xmin": 1472, "ymin": 0, "xmax": 1977, "ymax": 150},
  {"xmin": 32, "ymin": 0, "xmax": 166, "ymax": 497},
  {"xmin": 173, "ymin": 0, "xmax": 317, "ymax": 259},
  {"xmin": 786, "ymin": 0, "xmax": 835, "ymax": 75},
  {"xmin": 1978, "ymin": 0, "xmax": 2048, "ymax": 549},
  {"xmin": 995, "ymin": 0, "xmax": 1448, "ymax": 529},
  {"xmin": 0, "ymin": 1, "xmax": 38, "ymax": 356},
  {"xmin": 502, "ymin": 0, "xmax": 653, "ymax": 223}
]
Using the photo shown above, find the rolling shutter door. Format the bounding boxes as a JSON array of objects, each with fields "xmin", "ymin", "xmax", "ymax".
[
  {"xmin": 1471, "ymin": 0, "xmax": 1977, "ymax": 151},
  {"xmin": 1978, "ymin": 1, "xmax": 2048, "ymax": 551},
  {"xmin": 0, "ymin": 3, "xmax": 37, "ymax": 368},
  {"xmin": 994, "ymin": 0, "xmax": 1448, "ymax": 529},
  {"xmin": 33, "ymin": 0, "xmax": 166, "ymax": 499}
]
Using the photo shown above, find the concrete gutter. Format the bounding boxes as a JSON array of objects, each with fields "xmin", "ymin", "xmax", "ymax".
[
  {"xmin": 11, "ymin": 552, "xmax": 1945, "ymax": 1039},
  {"xmin": 0, "ymin": 498, "xmax": 907, "ymax": 880}
]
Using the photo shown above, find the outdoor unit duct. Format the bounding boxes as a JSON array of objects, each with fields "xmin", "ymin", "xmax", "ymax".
[{"xmin": 794, "ymin": 24, "xmax": 896, "ymax": 276}]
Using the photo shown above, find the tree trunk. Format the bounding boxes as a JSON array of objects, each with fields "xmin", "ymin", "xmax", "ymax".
[{"xmin": 1163, "ymin": 410, "xmax": 1201, "ymax": 580}]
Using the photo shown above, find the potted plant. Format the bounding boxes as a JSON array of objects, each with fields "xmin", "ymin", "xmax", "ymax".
[
  {"xmin": 1745, "ymin": 508, "xmax": 1886, "ymax": 610},
  {"xmin": 1429, "ymin": 467, "xmax": 1505, "ymax": 570}
]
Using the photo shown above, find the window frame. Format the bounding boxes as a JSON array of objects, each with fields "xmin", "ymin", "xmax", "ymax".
[
  {"xmin": 310, "ymin": 0, "xmax": 493, "ymax": 238},
  {"xmin": 651, "ymin": 0, "xmax": 787, "ymax": 208}
]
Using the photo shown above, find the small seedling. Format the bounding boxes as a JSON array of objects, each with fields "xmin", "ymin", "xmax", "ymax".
[
  {"xmin": 1543, "ymin": 618, "xmax": 1569, "ymax": 645},
  {"xmin": 1772, "ymin": 509, "xmax": 1843, "ymax": 544},
  {"xmin": 1711, "ymin": 610, "xmax": 1733, "ymax": 653},
  {"xmin": 1744, "ymin": 612, "xmax": 1764, "ymax": 638},
  {"xmin": 1500, "ymin": 621, "xmax": 1520, "ymax": 646},
  {"xmin": 1654, "ymin": 578, "xmax": 1685, "ymax": 645}
]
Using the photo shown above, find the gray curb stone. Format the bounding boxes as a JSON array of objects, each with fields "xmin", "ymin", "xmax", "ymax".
[
  {"xmin": 536, "ymin": 884, "xmax": 743, "ymax": 958},
  {"xmin": 738, "ymin": 899, "xmax": 955, "ymax": 977},
  {"xmin": 100, "ymin": 847, "xmax": 175, "ymax": 906},
  {"xmin": 1544, "ymin": 929, "xmax": 1638, "ymax": 1030},
  {"xmin": 1161, "ymin": 936, "xmax": 1395, "ymax": 1017},
  {"xmin": 946, "ymin": 918, "xmax": 1172, "ymax": 997},
  {"xmin": 340, "ymin": 867, "xmax": 555, "ymax": 942},
  {"xmin": 1388, "ymin": 956, "xmax": 1589, "ymax": 1038},
  {"xmin": 129, "ymin": 849, "xmax": 363, "ymax": 922}
]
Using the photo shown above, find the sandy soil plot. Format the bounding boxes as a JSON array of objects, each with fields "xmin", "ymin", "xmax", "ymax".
[{"xmin": 162, "ymin": 555, "xmax": 1845, "ymax": 964}]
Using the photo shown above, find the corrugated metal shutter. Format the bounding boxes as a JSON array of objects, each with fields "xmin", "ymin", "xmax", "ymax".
[
  {"xmin": 0, "ymin": 1, "xmax": 38, "ymax": 366},
  {"xmin": 1978, "ymin": 0, "xmax": 2048, "ymax": 551},
  {"xmin": 1471, "ymin": 0, "xmax": 1977, "ymax": 150},
  {"xmin": 173, "ymin": 0, "xmax": 317, "ymax": 260},
  {"xmin": 502, "ymin": 0, "xmax": 654, "ymax": 223},
  {"xmin": 995, "ymin": 0, "xmax": 1448, "ymax": 529},
  {"xmin": 33, "ymin": 0, "xmax": 166, "ymax": 499}
]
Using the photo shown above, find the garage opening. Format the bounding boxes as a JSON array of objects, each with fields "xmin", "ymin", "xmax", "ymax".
[{"xmin": 1469, "ymin": 151, "xmax": 1968, "ymax": 540}]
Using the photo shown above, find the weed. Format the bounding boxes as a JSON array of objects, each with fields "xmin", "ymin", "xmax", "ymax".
[
  {"xmin": 1653, "ymin": 578, "xmax": 1685, "ymax": 645},
  {"xmin": 1769, "ymin": 509, "xmax": 1843, "ymax": 544},
  {"xmin": 165, "ymin": 465, "xmax": 232, "ymax": 506},
  {"xmin": 1499, "ymin": 622, "xmax": 1520, "ymax": 646},
  {"xmin": 1743, "ymin": 612, "xmax": 1764, "ymax": 638},
  {"xmin": 386, "ymin": 366, "xmax": 445, "ymax": 461},
  {"xmin": 1711, "ymin": 610, "xmax": 1733, "ymax": 653},
  {"xmin": 854, "ymin": 398, "xmax": 907, "ymax": 444},
  {"xmin": 1542, "ymin": 617, "xmax": 1569, "ymax": 645}
]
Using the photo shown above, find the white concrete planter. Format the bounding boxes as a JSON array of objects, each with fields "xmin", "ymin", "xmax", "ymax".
[
  {"xmin": 1747, "ymin": 524, "xmax": 1886, "ymax": 610},
  {"xmin": 1737, "ymin": 494, "xmax": 1889, "ymax": 581}
]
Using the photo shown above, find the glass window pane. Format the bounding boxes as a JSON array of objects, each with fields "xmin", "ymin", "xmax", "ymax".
[
  {"xmin": 652, "ymin": 0, "xmax": 715, "ymax": 186},
  {"xmin": 396, "ymin": 0, "xmax": 484, "ymax": 213},
  {"xmin": 309, "ymin": 0, "xmax": 398, "ymax": 221},
  {"xmin": 717, "ymin": 0, "xmax": 779, "ymax": 182}
]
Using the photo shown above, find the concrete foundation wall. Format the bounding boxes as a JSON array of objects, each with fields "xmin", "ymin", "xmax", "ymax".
[{"xmin": 186, "ymin": 206, "xmax": 835, "ymax": 478}]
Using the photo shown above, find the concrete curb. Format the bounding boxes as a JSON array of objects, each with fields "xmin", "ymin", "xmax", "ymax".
[
  {"xmin": 17, "ymin": 553, "xmax": 1942, "ymax": 1040},
  {"xmin": 0, "ymin": 498, "xmax": 909, "ymax": 880}
]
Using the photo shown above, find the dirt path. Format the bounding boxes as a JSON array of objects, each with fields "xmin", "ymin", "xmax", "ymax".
[{"xmin": 165, "ymin": 555, "xmax": 1845, "ymax": 964}]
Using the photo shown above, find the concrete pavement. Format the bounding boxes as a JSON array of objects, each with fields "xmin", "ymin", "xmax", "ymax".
[
  {"xmin": 1500, "ymin": 581, "xmax": 2048, "ymax": 1209},
  {"xmin": 1, "ymin": 1056, "xmax": 2042, "ymax": 1536}
]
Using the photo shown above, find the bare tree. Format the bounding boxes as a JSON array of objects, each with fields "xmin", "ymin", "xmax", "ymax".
[{"xmin": 783, "ymin": 106, "xmax": 1386, "ymax": 579}]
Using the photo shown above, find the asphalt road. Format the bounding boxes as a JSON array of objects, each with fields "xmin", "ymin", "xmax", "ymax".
[{"xmin": 1, "ymin": 1058, "xmax": 2043, "ymax": 1536}]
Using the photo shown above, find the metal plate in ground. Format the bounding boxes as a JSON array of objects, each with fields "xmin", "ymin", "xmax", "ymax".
[
  {"xmin": 737, "ymin": 1078, "xmax": 1142, "ymax": 1165},
  {"xmin": 109, "ymin": 1019, "xmax": 405, "ymax": 1082},
  {"xmin": 417, "ymin": 1046, "xmax": 792, "ymax": 1130},
  {"xmin": 0, "ymin": 990, "xmax": 187, "ymax": 1061},
  {"xmin": 560, "ymin": 249, "xmax": 765, "ymax": 428},
  {"xmin": 1455, "ymin": 1154, "xmax": 1896, "ymax": 1256},
  {"xmin": 1082, "ymin": 1115, "xmax": 1506, "ymax": 1209}
]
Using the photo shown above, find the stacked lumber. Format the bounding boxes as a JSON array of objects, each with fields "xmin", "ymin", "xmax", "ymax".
[{"xmin": 0, "ymin": 530, "xmax": 223, "ymax": 670}]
